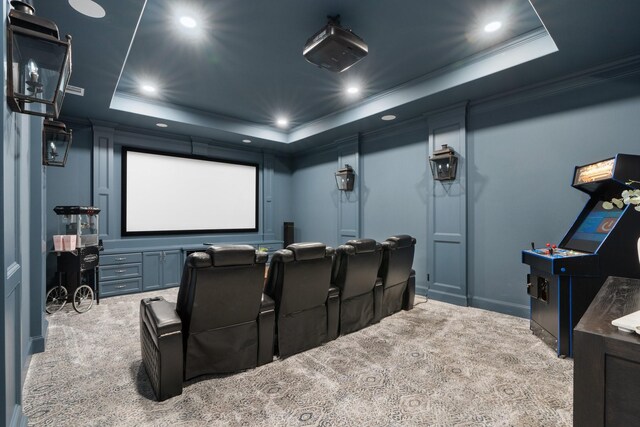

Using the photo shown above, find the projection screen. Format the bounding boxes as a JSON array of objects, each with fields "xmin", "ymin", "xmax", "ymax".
[{"xmin": 122, "ymin": 148, "xmax": 258, "ymax": 235}]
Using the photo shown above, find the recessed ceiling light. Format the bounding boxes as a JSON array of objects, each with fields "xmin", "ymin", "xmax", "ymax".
[
  {"xmin": 242, "ymin": 139, "xmax": 251, "ymax": 143},
  {"xmin": 484, "ymin": 21, "xmax": 502, "ymax": 33},
  {"xmin": 156, "ymin": 123, "xmax": 168, "ymax": 128},
  {"xmin": 381, "ymin": 114, "xmax": 396, "ymax": 121},
  {"xmin": 276, "ymin": 117, "xmax": 289, "ymax": 128},
  {"xmin": 140, "ymin": 84, "xmax": 157, "ymax": 95},
  {"xmin": 346, "ymin": 86, "xmax": 360, "ymax": 95},
  {"xmin": 179, "ymin": 16, "xmax": 197, "ymax": 29},
  {"xmin": 68, "ymin": 0, "xmax": 106, "ymax": 18}
]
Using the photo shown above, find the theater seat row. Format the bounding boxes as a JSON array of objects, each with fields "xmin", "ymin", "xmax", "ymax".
[{"xmin": 139, "ymin": 235, "xmax": 416, "ymax": 401}]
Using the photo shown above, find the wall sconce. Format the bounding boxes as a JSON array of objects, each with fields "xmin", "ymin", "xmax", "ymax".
[
  {"xmin": 42, "ymin": 119, "xmax": 72, "ymax": 167},
  {"xmin": 335, "ymin": 164, "xmax": 355, "ymax": 191},
  {"xmin": 6, "ymin": 1, "xmax": 72, "ymax": 119},
  {"xmin": 429, "ymin": 144, "xmax": 458, "ymax": 181}
]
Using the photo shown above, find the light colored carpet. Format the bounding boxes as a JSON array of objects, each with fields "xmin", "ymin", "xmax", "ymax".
[{"xmin": 23, "ymin": 290, "xmax": 573, "ymax": 426}]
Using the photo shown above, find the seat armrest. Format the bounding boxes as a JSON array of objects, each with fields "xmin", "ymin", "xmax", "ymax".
[
  {"xmin": 258, "ymin": 294, "xmax": 275, "ymax": 366},
  {"xmin": 142, "ymin": 297, "xmax": 182, "ymax": 337},
  {"xmin": 373, "ymin": 278, "xmax": 384, "ymax": 323},
  {"xmin": 326, "ymin": 286, "xmax": 340, "ymax": 341},
  {"xmin": 139, "ymin": 297, "xmax": 183, "ymax": 401},
  {"xmin": 402, "ymin": 270, "xmax": 416, "ymax": 311}
]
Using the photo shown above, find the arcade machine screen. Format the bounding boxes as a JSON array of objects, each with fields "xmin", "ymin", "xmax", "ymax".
[{"xmin": 563, "ymin": 201, "xmax": 623, "ymax": 253}]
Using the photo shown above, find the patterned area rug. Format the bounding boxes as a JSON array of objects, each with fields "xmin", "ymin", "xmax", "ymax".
[{"xmin": 23, "ymin": 290, "xmax": 573, "ymax": 426}]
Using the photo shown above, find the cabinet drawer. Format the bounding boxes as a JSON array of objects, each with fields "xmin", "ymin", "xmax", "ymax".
[
  {"xmin": 101, "ymin": 253, "xmax": 142, "ymax": 265},
  {"xmin": 99, "ymin": 278, "xmax": 142, "ymax": 297},
  {"xmin": 99, "ymin": 263, "xmax": 142, "ymax": 280}
]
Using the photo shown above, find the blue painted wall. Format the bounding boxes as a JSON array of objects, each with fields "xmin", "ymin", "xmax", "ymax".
[
  {"xmin": 467, "ymin": 73, "xmax": 640, "ymax": 316},
  {"xmin": 360, "ymin": 121, "xmax": 430, "ymax": 294},
  {"xmin": 291, "ymin": 71, "xmax": 640, "ymax": 318},
  {"xmin": 1, "ymin": 0, "xmax": 47, "ymax": 422},
  {"xmin": 291, "ymin": 148, "xmax": 340, "ymax": 247},
  {"xmin": 291, "ymin": 121, "xmax": 430, "ymax": 292}
]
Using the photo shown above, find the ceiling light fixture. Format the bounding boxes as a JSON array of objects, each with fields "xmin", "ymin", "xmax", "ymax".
[
  {"xmin": 140, "ymin": 84, "xmax": 157, "ymax": 95},
  {"xmin": 179, "ymin": 16, "xmax": 197, "ymax": 28},
  {"xmin": 156, "ymin": 123, "xmax": 168, "ymax": 128},
  {"xmin": 484, "ymin": 21, "xmax": 502, "ymax": 33},
  {"xmin": 68, "ymin": 0, "xmax": 106, "ymax": 19},
  {"xmin": 276, "ymin": 117, "xmax": 289, "ymax": 128},
  {"xmin": 381, "ymin": 114, "xmax": 396, "ymax": 121},
  {"xmin": 346, "ymin": 86, "xmax": 360, "ymax": 95},
  {"xmin": 242, "ymin": 139, "xmax": 252, "ymax": 143}
]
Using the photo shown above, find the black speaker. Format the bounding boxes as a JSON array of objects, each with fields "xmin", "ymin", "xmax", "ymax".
[{"xmin": 283, "ymin": 222, "xmax": 294, "ymax": 247}]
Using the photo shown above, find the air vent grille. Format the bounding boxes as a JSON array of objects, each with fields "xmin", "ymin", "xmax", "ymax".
[{"xmin": 66, "ymin": 85, "xmax": 85, "ymax": 96}]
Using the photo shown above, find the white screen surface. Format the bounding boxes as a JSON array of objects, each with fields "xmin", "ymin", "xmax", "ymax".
[{"xmin": 123, "ymin": 149, "xmax": 258, "ymax": 234}]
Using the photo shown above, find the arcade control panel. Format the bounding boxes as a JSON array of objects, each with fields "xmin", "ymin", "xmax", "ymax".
[
  {"xmin": 527, "ymin": 243, "xmax": 587, "ymax": 258},
  {"xmin": 522, "ymin": 242, "xmax": 599, "ymax": 276}
]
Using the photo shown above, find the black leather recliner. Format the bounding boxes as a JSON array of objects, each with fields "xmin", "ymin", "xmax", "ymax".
[
  {"xmin": 379, "ymin": 235, "xmax": 417, "ymax": 317},
  {"xmin": 139, "ymin": 245, "xmax": 275, "ymax": 401},
  {"xmin": 332, "ymin": 238, "xmax": 384, "ymax": 335},
  {"xmin": 265, "ymin": 243, "xmax": 339, "ymax": 358}
]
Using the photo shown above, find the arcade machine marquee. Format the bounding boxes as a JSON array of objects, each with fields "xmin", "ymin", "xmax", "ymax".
[{"xmin": 522, "ymin": 154, "xmax": 640, "ymax": 357}]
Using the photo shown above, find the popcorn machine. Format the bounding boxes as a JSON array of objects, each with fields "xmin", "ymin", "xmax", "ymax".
[{"xmin": 46, "ymin": 206, "xmax": 101, "ymax": 313}]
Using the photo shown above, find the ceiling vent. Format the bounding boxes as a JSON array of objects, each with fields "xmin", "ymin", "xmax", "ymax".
[
  {"xmin": 66, "ymin": 85, "xmax": 85, "ymax": 96},
  {"xmin": 303, "ymin": 15, "xmax": 368, "ymax": 73}
]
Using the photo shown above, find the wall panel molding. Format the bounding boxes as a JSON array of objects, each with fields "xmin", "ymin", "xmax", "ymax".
[
  {"xmin": 426, "ymin": 104, "xmax": 468, "ymax": 306},
  {"xmin": 263, "ymin": 154, "xmax": 275, "ymax": 240},
  {"xmin": 337, "ymin": 135, "xmax": 360, "ymax": 244},
  {"xmin": 92, "ymin": 126, "xmax": 115, "ymax": 239}
]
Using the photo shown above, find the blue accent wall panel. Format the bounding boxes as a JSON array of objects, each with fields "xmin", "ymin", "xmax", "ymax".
[
  {"xmin": 292, "ymin": 149, "xmax": 340, "ymax": 248},
  {"xmin": 46, "ymin": 124, "xmax": 93, "ymax": 286},
  {"xmin": 426, "ymin": 106, "xmax": 468, "ymax": 306},
  {"xmin": 337, "ymin": 136, "xmax": 360, "ymax": 243},
  {"xmin": 271, "ymin": 155, "xmax": 293, "ymax": 242},
  {"xmin": 360, "ymin": 121, "xmax": 429, "ymax": 294},
  {"xmin": 467, "ymin": 74, "xmax": 640, "ymax": 317}
]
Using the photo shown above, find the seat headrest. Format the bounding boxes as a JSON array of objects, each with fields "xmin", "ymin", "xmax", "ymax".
[
  {"xmin": 287, "ymin": 242, "xmax": 332, "ymax": 261},
  {"xmin": 206, "ymin": 245, "xmax": 259, "ymax": 266},
  {"xmin": 386, "ymin": 235, "xmax": 416, "ymax": 249},
  {"xmin": 187, "ymin": 251, "xmax": 212, "ymax": 268},
  {"xmin": 345, "ymin": 238, "xmax": 380, "ymax": 254}
]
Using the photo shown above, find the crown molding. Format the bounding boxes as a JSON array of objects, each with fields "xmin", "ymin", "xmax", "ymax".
[{"xmin": 471, "ymin": 54, "xmax": 640, "ymax": 114}]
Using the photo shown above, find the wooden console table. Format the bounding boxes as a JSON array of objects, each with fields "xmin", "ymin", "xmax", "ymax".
[{"xmin": 574, "ymin": 276, "xmax": 640, "ymax": 426}]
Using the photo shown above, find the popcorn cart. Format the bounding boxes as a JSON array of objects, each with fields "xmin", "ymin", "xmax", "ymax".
[{"xmin": 46, "ymin": 206, "xmax": 101, "ymax": 314}]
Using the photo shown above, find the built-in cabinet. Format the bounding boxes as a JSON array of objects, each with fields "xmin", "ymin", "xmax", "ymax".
[
  {"xmin": 142, "ymin": 250, "xmax": 181, "ymax": 291},
  {"xmin": 99, "ymin": 252, "xmax": 143, "ymax": 297}
]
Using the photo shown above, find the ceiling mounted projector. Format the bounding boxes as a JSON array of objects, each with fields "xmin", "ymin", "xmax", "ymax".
[{"xmin": 303, "ymin": 15, "xmax": 368, "ymax": 73}]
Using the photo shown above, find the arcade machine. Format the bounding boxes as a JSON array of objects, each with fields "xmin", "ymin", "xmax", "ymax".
[
  {"xmin": 522, "ymin": 154, "xmax": 640, "ymax": 357},
  {"xmin": 46, "ymin": 206, "xmax": 101, "ymax": 314}
]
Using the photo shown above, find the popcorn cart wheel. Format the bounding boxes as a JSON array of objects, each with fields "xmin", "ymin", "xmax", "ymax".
[
  {"xmin": 73, "ymin": 283, "xmax": 94, "ymax": 313},
  {"xmin": 45, "ymin": 271, "xmax": 95, "ymax": 314},
  {"xmin": 45, "ymin": 281, "xmax": 68, "ymax": 314}
]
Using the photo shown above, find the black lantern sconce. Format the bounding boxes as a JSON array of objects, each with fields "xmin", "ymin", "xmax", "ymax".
[
  {"xmin": 6, "ymin": 0, "xmax": 72, "ymax": 119},
  {"xmin": 335, "ymin": 164, "xmax": 355, "ymax": 191},
  {"xmin": 429, "ymin": 144, "xmax": 458, "ymax": 181},
  {"xmin": 42, "ymin": 119, "xmax": 72, "ymax": 167}
]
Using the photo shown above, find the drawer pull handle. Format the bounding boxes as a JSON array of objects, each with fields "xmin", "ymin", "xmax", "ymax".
[
  {"xmin": 115, "ymin": 269, "xmax": 126, "ymax": 273},
  {"xmin": 115, "ymin": 257, "xmax": 127, "ymax": 261},
  {"xmin": 115, "ymin": 285, "xmax": 126, "ymax": 289}
]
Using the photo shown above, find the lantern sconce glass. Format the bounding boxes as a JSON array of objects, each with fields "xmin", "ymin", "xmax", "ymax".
[
  {"xmin": 428, "ymin": 144, "xmax": 458, "ymax": 181},
  {"xmin": 6, "ymin": 0, "xmax": 72, "ymax": 119},
  {"xmin": 43, "ymin": 119, "xmax": 72, "ymax": 167},
  {"xmin": 335, "ymin": 164, "xmax": 355, "ymax": 191}
]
